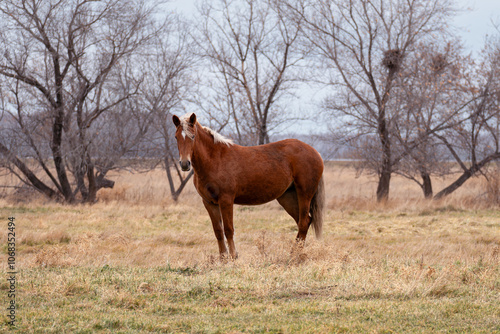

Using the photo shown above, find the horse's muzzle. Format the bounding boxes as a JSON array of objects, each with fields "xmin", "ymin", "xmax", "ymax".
[{"xmin": 180, "ymin": 160, "xmax": 191, "ymax": 171}]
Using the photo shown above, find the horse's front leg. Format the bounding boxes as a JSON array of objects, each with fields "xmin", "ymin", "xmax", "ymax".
[
  {"xmin": 219, "ymin": 198, "xmax": 238, "ymax": 259},
  {"xmin": 202, "ymin": 199, "xmax": 228, "ymax": 258}
]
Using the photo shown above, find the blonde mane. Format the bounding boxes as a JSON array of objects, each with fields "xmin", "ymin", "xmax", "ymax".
[
  {"xmin": 203, "ymin": 126, "xmax": 234, "ymax": 146},
  {"xmin": 179, "ymin": 113, "xmax": 233, "ymax": 146}
]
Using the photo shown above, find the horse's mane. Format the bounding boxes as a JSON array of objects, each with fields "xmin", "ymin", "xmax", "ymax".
[
  {"xmin": 179, "ymin": 113, "xmax": 233, "ymax": 147},
  {"xmin": 202, "ymin": 126, "xmax": 234, "ymax": 147}
]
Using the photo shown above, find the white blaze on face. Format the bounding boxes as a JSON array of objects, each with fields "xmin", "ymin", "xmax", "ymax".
[{"xmin": 182, "ymin": 131, "xmax": 187, "ymax": 139}]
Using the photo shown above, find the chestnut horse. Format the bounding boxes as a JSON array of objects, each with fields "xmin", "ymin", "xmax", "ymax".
[{"xmin": 172, "ymin": 113, "xmax": 325, "ymax": 259}]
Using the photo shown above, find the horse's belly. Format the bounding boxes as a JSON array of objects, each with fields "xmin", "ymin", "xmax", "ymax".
[
  {"xmin": 233, "ymin": 193, "xmax": 279, "ymax": 205},
  {"xmin": 234, "ymin": 181, "xmax": 290, "ymax": 205}
]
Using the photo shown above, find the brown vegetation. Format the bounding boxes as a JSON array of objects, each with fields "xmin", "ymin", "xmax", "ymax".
[{"xmin": 0, "ymin": 163, "xmax": 498, "ymax": 332}]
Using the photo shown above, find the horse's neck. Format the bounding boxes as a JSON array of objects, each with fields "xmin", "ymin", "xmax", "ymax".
[{"xmin": 192, "ymin": 124, "xmax": 219, "ymax": 173}]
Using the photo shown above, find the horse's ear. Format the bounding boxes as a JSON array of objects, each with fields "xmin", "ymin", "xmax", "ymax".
[
  {"xmin": 172, "ymin": 115, "xmax": 181, "ymax": 127},
  {"xmin": 189, "ymin": 113, "xmax": 197, "ymax": 125}
]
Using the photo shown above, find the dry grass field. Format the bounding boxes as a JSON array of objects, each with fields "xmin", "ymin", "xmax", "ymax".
[{"xmin": 0, "ymin": 163, "xmax": 499, "ymax": 333}]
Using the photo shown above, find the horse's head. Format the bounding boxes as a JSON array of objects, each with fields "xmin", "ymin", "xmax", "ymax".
[{"xmin": 172, "ymin": 113, "xmax": 197, "ymax": 171}]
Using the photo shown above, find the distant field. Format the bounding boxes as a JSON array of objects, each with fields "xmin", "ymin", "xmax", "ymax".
[{"xmin": 0, "ymin": 165, "xmax": 499, "ymax": 333}]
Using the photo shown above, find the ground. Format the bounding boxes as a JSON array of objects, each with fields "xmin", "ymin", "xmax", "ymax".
[{"xmin": 0, "ymin": 164, "xmax": 499, "ymax": 333}]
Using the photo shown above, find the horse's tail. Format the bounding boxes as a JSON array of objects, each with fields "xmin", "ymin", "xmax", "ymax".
[{"xmin": 310, "ymin": 174, "xmax": 325, "ymax": 239}]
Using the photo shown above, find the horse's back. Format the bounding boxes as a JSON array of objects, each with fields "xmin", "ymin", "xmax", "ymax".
[
  {"xmin": 232, "ymin": 138, "xmax": 323, "ymax": 193},
  {"xmin": 263, "ymin": 139, "xmax": 324, "ymax": 177},
  {"xmin": 243, "ymin": 139, "xmax": 320, "ymax": 159}
]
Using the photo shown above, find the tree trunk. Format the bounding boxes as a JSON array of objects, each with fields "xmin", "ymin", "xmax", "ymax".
[
  {"xmin": 375, "ymin": 65, "xmax": 398, "ymax": 203},
  {"xmin": 0, "ymin": 142, "xmax": 59, "ymax": 199},
  {"xmin": 76, "ymin": 161, "xmax": 89, "ymax": 200},
  {"xmin": 97, "ymin": 176, "xmax": 115, "ymax": 189},
  {"xmin": 434, "ymin": 154, "xmax": 500, "ymax": 199},
  {"xmin": 52, "ymin": 47, "xmax": 75, "ymax": 202},
  {"xmin": 51, "ymin": 107, "xmax": 74, "ymax": 202},
  {"xmin": 376, "ymin": 116, "xmax": 392, "ymax": 202},
  {"xmin": 434, "ymin": 170, "xmax": 472, "ymax": 200},
  {"xmin": 86, "ymin": 162, "xmax": 97, "ymax": 203},
  {"xmin": 376, "ymin": 166, "xmax": 391, "ymax": 202},
  {"xmin": 258, "ymin": 124, "xmax": 268, "ymax": 145},
  {"xmin": 421, "ymin": 171, "xmax": 433, "ymax": 199}
]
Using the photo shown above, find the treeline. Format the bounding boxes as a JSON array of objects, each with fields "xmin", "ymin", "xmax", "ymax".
[{"xmin": 0, "ymin": 0, "xmax": 499, "ymax": 203}]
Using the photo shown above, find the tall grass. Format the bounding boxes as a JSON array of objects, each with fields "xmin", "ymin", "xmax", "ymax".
[{"xmin": 1, "ymin": 162, "xmax": 498, "ymax": 208}]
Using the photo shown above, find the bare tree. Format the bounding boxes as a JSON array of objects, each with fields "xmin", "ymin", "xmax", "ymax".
[
  {"xmin": 392, "ymin": 32, "xmax": 500, "ymax": 200},
  {"xmin": 138, "ymin": 18, "xmax": 196, "ymax": 201},
  {"xmin": 391, "ymin": 40, "xmax": 471, "ymax": 198},
  {"xmin": 433, "ymin": 38, "xmax": 500, "ymax": 199},
  {"xmin": 284, "ymin": 0, "xmax": 456, "ymax": 201},
  {"xmin": 194, "ymin": 0, "xmax": 302, "ymax": 145},
  {"xmin": 0, "ymin": 0, "xmax": 161, "ymax": 202}
]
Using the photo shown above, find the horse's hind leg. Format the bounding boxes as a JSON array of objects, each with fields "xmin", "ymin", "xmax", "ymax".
[
  {"xmin": 277, "ymin": 184, "xmax": 300, "ymax": 224},
  {"xmin": 202, "ymin": 199, "xmax": 228, "ymax": 258},
  {"xmin": 296, "ymin": 197, "xmax": 312, "ymax": 241},
  {"xmin": 278, "ymin": 183, "xmax": 313, "ymax": 241},
  {"xmin": 277, "ymin": 184, "xmax": 311, "ymax": 256},
  {"xmin": 219, "ymin": 198, "xmax": 238, "ymax": 259},
  {"xmin": 294, "ymin": 182, "xmax": 315, "ymax": 242}
]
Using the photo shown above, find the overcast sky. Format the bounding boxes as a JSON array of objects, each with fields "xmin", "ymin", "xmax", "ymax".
[
  {"xmin": 455, "ymin": 0, "xmax": 500, "ymax": 52},
  {"xmin": 170, "ymin": 0, "xmax": 500, "ymax": 54}
]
